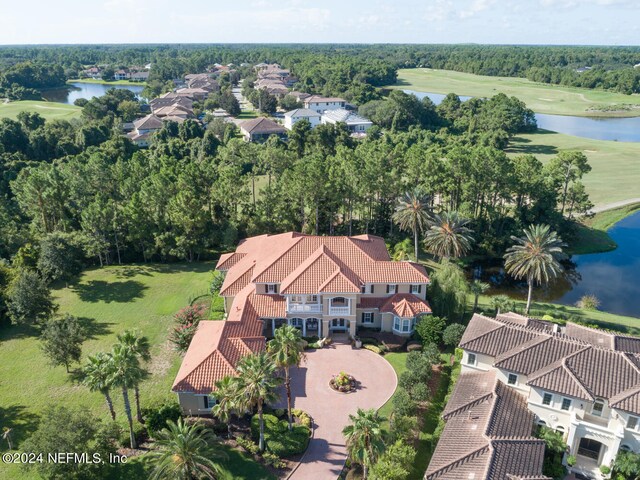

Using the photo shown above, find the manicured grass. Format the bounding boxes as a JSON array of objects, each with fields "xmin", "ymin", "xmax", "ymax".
[
  {"xmin": 507, "ymin": 129, "xmax": 640, "ymax": 208},
  {"xmin": 68, "ymin": 78, "xmax": 148, "ymax": 87},
  {"xmin": 0, "ymin": 100, "xmax": 81, "ymax": 120},
  {"xmin": 473, "ymin": 295, "xmax": 640, "ymax": 335},
  {"xmin": 378, "ymin": 352, "xmax": 408, "ymax": 424},
  {"xmin": 0, "ymin": 262, "xmax": 214, "ymax": 479},
  {"xmin": 237, "ymin": 109, "xmax": 259, "ymax": 119},
  {"xmin": 569, "ymin": 202, "xmax": 640, "ymax": 255},
  {"xmin": 394, "ymin": 68, "xmax": 640, "ymax": 117}
]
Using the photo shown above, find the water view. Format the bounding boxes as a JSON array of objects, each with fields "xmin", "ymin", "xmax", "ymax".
[
  {"xmin": 404, "ymin": 89, "xmax": 640, "ymax": 143},
  {"xmin": 42, "ymin": 82, "xmax": 145, "ymax": 104}
]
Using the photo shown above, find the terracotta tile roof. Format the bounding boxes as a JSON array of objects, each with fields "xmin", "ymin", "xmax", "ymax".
[
  {"xmin": 426, "ymin": 370, "xmax": 548, "ymax": 480},
  {"xmin": 610, "ymin": 385, "xmax": 640, "ymax": 415},
  {"xmin": 463, "ymin": 313, "xmax": 640, "ymax": 406},
  {"xmin": 216, "ymin": 252, "xmax": 246, "ymax": 271},
  {"xmin": 380, "ymin": 293, "xmax": 432, "ymax": 318},
  {"xmin": 357, "ymin": 297, "xmax": 388, "ymax": 309}
]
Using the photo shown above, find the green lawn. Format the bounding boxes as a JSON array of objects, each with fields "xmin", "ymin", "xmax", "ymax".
[
  {"xmin": 378, "ymin": 352, "xmax": 408, "ymax": 424},
  {"xmin": 0, "ymin": 100, "xmax": 81, "ymax": 120},
  {"xmin": 237, "ymin": 109, "xmax": 259, "ymax": 119},
  {"xmin": 507, "ymin": 129, "xmax": 640, "ymax": 208},
  {"xmin": 0, "ymin": 262, "xmax": 214, "ymax": 479},
  {"xmin": 394, "ymin": 68, "xmax": 640, "ymax": 117},
  {"xmin": 473, "ymin": 295, "xmax": 640, "ymax": 335},
  {"xmin": 68, "ymin": 78, "xmax": 148, "ymax": 87}
]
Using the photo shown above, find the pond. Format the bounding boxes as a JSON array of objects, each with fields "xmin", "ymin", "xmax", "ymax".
[
  {"xmin": 403, "ymin": 89, "xmax": 640, "ymax": 143},
  {"xmin": 477, "ymin": 210, "xmax": 640, "ymax": 318},
  {"xmin": 42, "ymin": 82, "xmax": 145, "ymax": 105}
]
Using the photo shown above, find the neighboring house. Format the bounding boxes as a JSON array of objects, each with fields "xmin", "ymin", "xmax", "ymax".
[
  {"xmin": 114, "ymin": 69, "xmax": 130, "ymax": 81},
  {"xmin": 83, "ymin": 66, "xmax": 101, "ymax": 79},
  {"xmin": 130, "ymin": 71, "xmax": 149, "ymax": 82},
  {"xmin": 172, "ymin": 232, "xmax": 431, "ymax": 413},
  {"xmin": 238, "ymin": 117, "xmax": 287, "ymax": 142},
  {"xmin": 304, "ymin": 95, "xmax": 347, "ymax": 114},
  {"xmin": 149, "ymin": 96, "xmax": 194, "ymax": 112},
  {"xmin": 126, "ymin": 114, "xmax": 163, "ymax": 147},
  {"xmin": 283, "ymin": 108, "xmax": 321, "ymax": 130},
  {"xmin": 321, "ymin": 108, "xmax": 373, "ymax": 134},
  {"xmin": 456, "ymin": 312, "xmax": 640, "ymax": 479},
  {"xmin": 425, "ymin": 369, "xmax": 549, "ymax": 480},
  {"xmin": 174, "ymin": 87, "xmax": 209, "ymax": 101},
  {"xmin": 153, "ymin": 104, "xmax": 194, "ymax": 119},
  {"xmin": 288, "ymin": 91, "xmax": 312, "ymax": 103}
]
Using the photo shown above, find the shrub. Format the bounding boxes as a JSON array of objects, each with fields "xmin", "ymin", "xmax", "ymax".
[
  {"xmin": 360, "ymin": 337, "xmax": 379, "ymax": 345},
  {"xmin": 406, "ymin": 341, "xmax": 422, "ymax": 352},
  {"xmin": 236, "ymin": 435, "xmax": 260, "ymax": 455},
  {"xmin": 576, "ymin": 294, "xmax": 601, "ymax": 311},
  {"xmin": 251, "ymin": 414, "xmax": 310, "ymax": 457},
  {"xmin": 392, "ymin": 388, "xmax": 416, "ymax": 417},
  {"xmin": 389, "ymin": 415, "xmax": 418, "ymax": 442},
  {"xmin": 169, "ymin": 322, "xmax": 199, "ymax": 352},
  {"xmin": 302, "ymin": 335, "xmax": 319, "ymax": 343},
  {"xmin": 442, "ymin": 323, "xmax": 466, "ymax": 347},
  {"xmin": 209, "ymin": 270, "xmax": 225, "ymax": 295},
  {"xmin": 174, "ymin": 304, "xmax": 207, "ymax": 326},
  {"xmin": 363, "ymin": 344, "xmax": 382, "ymax": 354},
  {"xmin": 566, "ymin": 455, "xmax": 576, "ymax": 466},
  {"xmin": 263, "ymin": 451, "xmax": 286, "ymax": 469},
  {"xmin": 119, "ymin": 422, "xmax": 147, "ymax": 447},
  {"xmin": 306, "ymin": 341, "xmax": 321, "ymax": 349},
  {"xmin": 370, "ymin": 439, "xmax": 416, "ymax": 480},
  {"xmin": 143, "ymin": 403, "xmax": 182, "ymax": 437},
  {"xmin": 411, "ymin": 383, "xmax": 431, "ymax": 402},
  {"xmin": 599, "ymin": 465, "xmax": 611, "ymax": 475},
  {"xmin": 273, "ymin": 408, "xmax": 286, "ymax": 418},
  {"xmin": 415, "ymin": 315, "xmax": 446, "ymax": 346}
]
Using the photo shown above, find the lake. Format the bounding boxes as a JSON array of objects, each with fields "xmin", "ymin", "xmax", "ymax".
[
  {"xmin": 403, "ymin": 89, "xmax": 640, "ymax": 143},
  {"xmin": 42, "ymin": 82, "xmax": 145, "ymax": 105},
  {"xmin": 477, "ymin": 210, "xmax": 640, "ymax": 318}
]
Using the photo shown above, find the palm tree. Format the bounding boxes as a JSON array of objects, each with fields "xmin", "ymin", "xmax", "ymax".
[
  {"xmin": 268, "ymin": 325, "xmax": 305, "ymax": 431},
  {"xmin": 211, "ymin": 376, "xmax": 241, "ymax": 438},
  {"xmin": 469, "ymin": 280, "xmax": 490, "ymax": 312},
  {"xmin": 146, "ymin": 418, "xmax": 227, "ymax": 480},
  {"xmin": 392, "ymin": 190, "xmax": 431, "ymax": 261},
  {"xmin": 235, "ymin": 353, "xmax": 281, "ymax": 452},
  {"xmin": 82, "ymin": 352, "xmax": 117, "ymax": 421},
  {"xmin": 391, "ymin": 238, "xmax": 413, "ymax": 262},
  {"xmin": 117, "ymin": 330, "xmax": 151, "ymax": 423},
  {"xmin": 342, "ymin": 408, "xmax": 386, "ymax": 480},
  {"xmin": 504, "ymin": 224, "xmax": 566, "ymax": 314},
  {"xmin": 109, "ymin": 343, "xmax": 143, "ymax": 449},
  {"xmin": 424, "ymin": 211, "xmax": 474, "ymax": 261}
]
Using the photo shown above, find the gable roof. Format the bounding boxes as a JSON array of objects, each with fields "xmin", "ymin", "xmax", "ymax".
[
  {"xmin": 284, "ymin": 108, "xmax": 321, "ymax": 118},
  {"xmin": 426, "ymin": 370, "xmax": 548, "ymax": 480},
  {"xmin": 305, "ymin": 95, "xmax": 345, "ymax": 104},
  {"xmin": 133, "ymin": 114, "xmax": 163, "ymax": 131},
  {"xmin": 321, "ymin": 108, "xmax": 372, "ymax": 126}
]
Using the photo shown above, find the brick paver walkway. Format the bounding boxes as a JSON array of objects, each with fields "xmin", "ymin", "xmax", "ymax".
[{"xmin": 277, "ymin": 341, "xmax": 398, "ymax": 480}]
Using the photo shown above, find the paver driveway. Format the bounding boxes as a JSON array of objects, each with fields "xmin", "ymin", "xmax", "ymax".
[{"xmin": 277, "ymin": 341, "xmax": 397, "ymax": 480}]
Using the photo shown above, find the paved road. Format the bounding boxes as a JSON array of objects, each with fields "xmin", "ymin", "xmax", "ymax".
[
  {"xmin": 588, "ymin": 198, "xmax": 640, "ymax": 214},
  {"xmin": 277, "ymin": 341, "xmax": 397, "ymax": 480}
]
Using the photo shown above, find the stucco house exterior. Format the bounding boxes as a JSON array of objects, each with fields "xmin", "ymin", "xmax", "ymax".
[
  {"xmin": 172, "ymin": 232, "xmax": 431, "ymax": 414},
  {"xmin": 283, "ymin": 108, "xmax": 321, "ymax": 130},
  {"xmin": 303, "ymin": 95, "xmax": 347, "ymax": 114},
  {"xmin": 321, "ymin": 108, "xmax": 373, "ymax": 134},
  {"xmin": 456, "ymin": 312, "xmax": 640, "ymax": 479}
]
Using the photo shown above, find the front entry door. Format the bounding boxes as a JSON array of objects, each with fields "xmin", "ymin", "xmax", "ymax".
[
  {"xmin": 577, "ymin": 438, "xmax": 603, "ymax": 461},
  {"xmin": 330, "ymin": 318, "xmax": 348, "ymax": 331}
]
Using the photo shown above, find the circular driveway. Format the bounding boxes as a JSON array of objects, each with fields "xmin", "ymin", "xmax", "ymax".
[{"xmin": 277, "ymin": 342, "xmax": 397, "ymax": 480}]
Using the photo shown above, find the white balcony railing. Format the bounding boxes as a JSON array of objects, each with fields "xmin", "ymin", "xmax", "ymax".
[
  {"xmin": 288, "ymin": 303, "xmax": 323, "ymax": 313},
  {"xmin": 329, "ymin": 306, "xmax": 351, "ymax": 315}
]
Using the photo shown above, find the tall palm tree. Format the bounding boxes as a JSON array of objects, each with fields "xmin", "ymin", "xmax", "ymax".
[
  {"xmin": 342, "ymin": 408, "xmax": 386, "ymax": 480},
  {"xmin": 268, "ymin": 325, "xmax": 305, "ymax": 431},
  {"xmin": 469, "ymin": 280, "xmax": 490, "ymax": 312},
  {"xmin": 146, "ymin": 418, "xmax": 227, "ymax": 480},
  {"xmin": 424, "ymin": 211, "xmax": 474, "ymax": 261},
  {"xmin": 235, "ymin": 353, "xmax": 281, "ymax": 452},
  {"xmin": 392, "ymin": 190, "xmax": 431, "ymax": 262},
  {"xmin": 504, "ymin": 224, "xmax": 566, "ymax": 314},
  {"xmin": 211, "ymin": 376, "xmax": 241, "ymax": 438},
  {"xmin": 82, "ymin": 352, "xmax": 116, "ymax": 421},
  {"xmin": 117, "ymin": 330, "xmax": 151, "ymax": 423},
  {"xmin": 109, "ymin": 343, "xmax": 143, "ymax": 449}
]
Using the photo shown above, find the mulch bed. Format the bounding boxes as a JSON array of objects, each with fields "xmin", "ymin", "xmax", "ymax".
[{"xmin": 359, "ymin": 332, "xmax": 407, "ymax": 351}]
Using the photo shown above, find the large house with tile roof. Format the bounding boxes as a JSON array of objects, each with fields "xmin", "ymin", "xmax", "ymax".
[
  {"xmin": 172, "ymin": 232, "xmax": 431, "ymax": 414},
  {"xmin": 451, "ymin": 312, "xmax": 640, "ymax": 479}
]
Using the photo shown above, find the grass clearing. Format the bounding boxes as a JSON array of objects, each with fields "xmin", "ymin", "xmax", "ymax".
[
  {"xmin": 507, "ymin": 129, "xmax": 640, "ymax": 208},
  {"xmin": 0, "ymin": 262, "xmax": 214, "ymax": 479},
  {"xmin": 394, "ymin": 68, "xmax": 640, "ymax": 117},
  {"xmin": 0, "ymin": 100, "xmax": 81, "ymax": 120},
  {"xmin": 378, "ymin": 352, "xmax": 408, "ymax": 425}
]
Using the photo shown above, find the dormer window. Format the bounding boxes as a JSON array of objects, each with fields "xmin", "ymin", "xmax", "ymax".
[{"xmin": 266, "ymin": 284, "xmax": 278, "ymax": 294}]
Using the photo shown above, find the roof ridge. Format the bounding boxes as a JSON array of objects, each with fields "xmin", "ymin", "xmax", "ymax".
[
  {"xmin": 494, "ymin": 335, "xmax": 551, "ymax": 365},
  {"xmin": 442, "ymin": 391, "xmax": 495, "ymax": 420},
  {"xmin": 426, "ymin": 445, "xmax": 490, "ymax": 479},
  {"xmin": 527, "ymin": 345, "xmax": 590, "ymax": 382},
  {"xmin": 252, "ymin": 235, "xmax": 304, "ymax": 281},
  {"xmin": 562, "ymin": 352, "xmax": 595, "ymax": 400},
  {"xmin": 622, "ymin": 352, "xmax": 640, "ymax": 375}
]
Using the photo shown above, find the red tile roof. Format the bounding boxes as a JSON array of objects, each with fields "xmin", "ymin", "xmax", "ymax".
[{"xmin": 380, "ymin": 293, "xmax": 432, "ymax": 317}]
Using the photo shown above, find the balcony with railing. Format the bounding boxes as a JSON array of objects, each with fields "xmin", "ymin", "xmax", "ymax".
[
  {"xmin": 328, "ymin": 297, "xmax": 352, "ymax": 316},
  {"xmin": 286, "ymin": 295, "xmax": 323, "ymax": 314}
]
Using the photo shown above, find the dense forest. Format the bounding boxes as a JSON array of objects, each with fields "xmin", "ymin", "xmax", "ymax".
[{"xmin": 2, "ymin": 44, "xmax": 640, "ymax": 100}]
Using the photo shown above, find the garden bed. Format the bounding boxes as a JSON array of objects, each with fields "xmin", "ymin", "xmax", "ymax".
[{"xmin": 329, "ymin": 372, "xmax": 357, "ymax": 393}]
